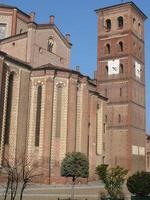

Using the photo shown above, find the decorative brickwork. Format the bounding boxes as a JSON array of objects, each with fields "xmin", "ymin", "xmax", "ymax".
[{"xmin": 75, "ymin": 84, "xmax": 83, "ymax": 152}]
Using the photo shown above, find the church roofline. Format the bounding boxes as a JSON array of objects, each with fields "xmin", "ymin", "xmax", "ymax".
[
  {"xmin": 36, "ymin": 24, "xmax": 72, "ymax": 48},
  {"xmin": 33, "ymin": 63, "xmax": 97, "ymax": 86},
  {"xmin": 95, "ymin": 1, "xmax": 147, "ymax": 20},
  {"xmin": 0, "ymin": 3, "xmax": 31, "ymax": 18},
  {"xmin": 89, "ymin": 90, "xmax": 108, "ymax": 101},
  {"xmin": 0, "ymin": 32, "xmax": 27, "ymax": 44},
  {"xmin": 0, "ymin": 50, "xmax": 31, "ymax": 70}
]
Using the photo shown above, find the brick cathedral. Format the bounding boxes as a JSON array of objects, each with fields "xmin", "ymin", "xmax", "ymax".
[{"xmin": 0, "ymin": 2, "xmax": 147, "ymax": 183}]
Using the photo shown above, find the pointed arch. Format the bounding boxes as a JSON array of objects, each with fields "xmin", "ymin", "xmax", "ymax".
[
  {"xmin": 105, "ymin": 44, "xmax": 111, "ymax": 54},
  {"xmin": 118, "ymin": 16, "xmax": 124, "ymax": 28},
  {"xmin": 118, "ymin": 41, "xmax": 123, "ymax": 52},
  {"xmin": 105, "ymin": 19, "xmax": 111, "ymax": 30}
]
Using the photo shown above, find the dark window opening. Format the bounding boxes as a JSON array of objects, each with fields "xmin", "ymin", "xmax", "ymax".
[
  {"xmin": 4, "ymin": 73, "xmax": 14, "ymax": 144},
  {"xmin": 105, "ymin": 115, "xmax": 107, "ymax": 123},
  {"xmin": 103, "ymin": 123, "xmax": 106, "ymax": 133},
  {"xmin": 118, "ymin": 114, "xmax": 121, "ymax": 123},
  {"xmin": 106, "ymin": 19, "xmax": 111, "ymax": 30},
  {"xmin": 118, "ymin": 41, "xmax": 123, "ymax": 52},
  {"xmin": 120, "ymin": 64, "xmax": 124, "ymax": 73},
  {"xmin": 138, "ymin": 23, "xmax": 141, "ymax": 28},
  {"xmin": 105, "ymin": 44, "xmax": 111, "ymax": 54},
  {"xmin": 35, "ymin": 85, "xmax": 42, "ymax": 147},
  {"xmin": 120, "ymin": 88, "xmax": 122, "ymax": 97},
  {"xmin": 118, "ymin": 16, "xmax": 124, "ymax": 28},
  {"xmin": 105, "ymin": 65, "xmax": 108, "ymax": 76}
]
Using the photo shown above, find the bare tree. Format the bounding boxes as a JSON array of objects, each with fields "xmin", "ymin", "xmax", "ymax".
[
  {"xmin": 1, "ymin": 155, "xmax": 41, "ymax": 200},
  {"xmin": 19, "ymin": 157, "xmax": 41, "ymax": 200},
  {"xmin": 2, "ymin": 158, "xmax": 19, "ymax": 200}
]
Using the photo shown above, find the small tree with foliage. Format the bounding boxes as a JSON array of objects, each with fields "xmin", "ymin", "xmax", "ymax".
[
  {"xmin": 127, "ymin": 171, "xmax": 150, "ymax": 197},
  {"xmin": 96, "ymin": 164, "xmax": 128, "ymax": 200},
  {"xmin": 61, "ymin": 152, "xmax": 89, "ymax": 199}
]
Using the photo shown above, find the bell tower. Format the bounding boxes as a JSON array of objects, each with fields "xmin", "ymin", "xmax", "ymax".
[{"xmin": 95, "ymin": 2, "xmax": 147, "ymax": 172}]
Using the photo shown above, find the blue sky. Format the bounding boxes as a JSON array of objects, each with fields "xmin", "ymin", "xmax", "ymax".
[{"xmin": 1, "ymin": 0, "xmax": 150, "ymax": 133}]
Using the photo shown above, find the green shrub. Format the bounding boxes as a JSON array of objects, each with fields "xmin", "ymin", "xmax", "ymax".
[
  {"xmin": 127, "ymin": 171, "xmax": 150, "ymax": 197},
  {"xmin": 96, "ymin": 165, "xmax": 128, "ymax": 200}
]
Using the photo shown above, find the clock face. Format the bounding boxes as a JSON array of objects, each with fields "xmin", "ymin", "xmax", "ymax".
[
  {"xmin": 0, "ymin": 24, "xmax": 6, "ymax": 39},
  {"xmin": 108, "ymin": 59, "xmax": 120, "ymax": 75},
  {"xmin": 135, "ymin": 61, "xmax": 141, "ymax": 78}
]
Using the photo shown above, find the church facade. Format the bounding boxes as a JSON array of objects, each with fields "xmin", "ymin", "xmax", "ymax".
[{"xmin": 0, "ymin": 2, "xmax": 147, "ymax": 183}]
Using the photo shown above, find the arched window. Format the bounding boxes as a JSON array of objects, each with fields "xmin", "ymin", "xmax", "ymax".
[
  {"xmin": 105, "ymin": 65, "xmax": 108, "ymax": 76},
  {"xmin": 56, "ymin": 84, "xmax": 63, "ymax": 137},
  {"xmin": 105, "ymin": 44, "xmax": 111, "ymax": 54},
  {"xmin": 120, "ymin": 64, "xmax": 124, "ymax": 73},
  {"xmin": 4, "ymin": 73, "xmax": 14, "ymax": 144},
  {"xmin": 47, "ymin": 36, "xmax": 54, "ymax": 52},
  {"xmin": 35, "ymin": 85, "xmax": 42, "ymax": 147},
  {"xmin": 138, "ymin": 23, "xmax": 141, "ymax": 28},
  {"xmin": 106, "ymin": 19, "xmax": 111, "ymax": 30},
  {"xmin": 138, "ymin": 23, "xmax": 141, "ymax": 35},
  {"xmin": 133, "ymin": 18, "xmax": 136, "ymax": 24},
  {"xmin": 118, "ymin": 16, "xmax": 124, "ymax": 28},
  {"xmin": 118, "ymin": 41, "xmax": 123, "ymax": 52}
]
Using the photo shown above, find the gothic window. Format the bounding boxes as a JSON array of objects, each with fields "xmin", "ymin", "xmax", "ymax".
[
  {"xmin": 47, "ymin": 36, "xmax": 54, "ymax": 52},
  {"xmin": 0, "ymin": 23, "xmax": 6, "ymax": 39},
  {"xmin": 56, "ymin": 84, "xmax": 63, "ymax": 137},
  {"xmin": 105, "ymin": 19, "xmax": 111, "ymax": 31},
  {"xmin": 35, "ymin": 85, "xmax": 42, "ymax": 147},
  {"xmin": 120, "ymin": 64, "xmax": 124, "ymax": 73},
  {"xmin": 4, "ymin": 73, "xmax": 14, "ymax": 144},
  {"xmin": 133, "ymin": 18, "xmax": 136, "ymax": 24},
  {"xmin": 105, "ymin": 44, "xmax": 111, "ymax": 54},
  {"xmin": 118, "ymin": 16, "xmax": 124, "ymax": 28},
  {"xmin": 118, "ymin": 41, "xmax": 123, "ymax": 52}
]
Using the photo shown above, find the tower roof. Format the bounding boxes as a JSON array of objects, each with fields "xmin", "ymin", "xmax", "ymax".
[{"xmin": 95, "ymin": 1, "xmax": 147, "ymax": 20}]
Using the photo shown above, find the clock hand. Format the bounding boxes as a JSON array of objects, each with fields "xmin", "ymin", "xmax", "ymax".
[{"xmin": 112, "ymin": 67, "xmax": 117, "ymax": 71}]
